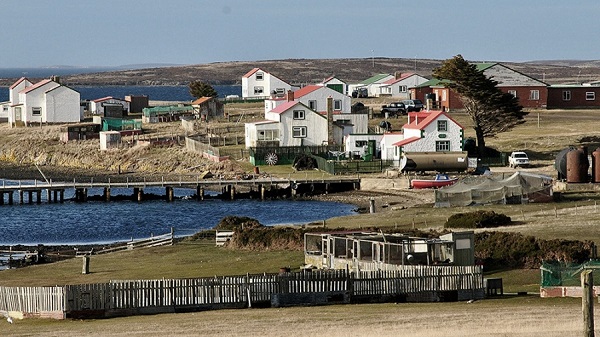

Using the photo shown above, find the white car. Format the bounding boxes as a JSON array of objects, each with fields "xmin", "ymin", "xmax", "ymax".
[{"xmin": 508, "ymin": 151, "xmax": 530, "ymax": 168}]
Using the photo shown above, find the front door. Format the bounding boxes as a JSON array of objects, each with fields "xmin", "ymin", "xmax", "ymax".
[{"xmin": 14, "ymin": 107, "xmax": 21, "ymax": 121}]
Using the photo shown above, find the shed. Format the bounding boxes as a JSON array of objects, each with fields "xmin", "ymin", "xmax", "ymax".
[
  {"xmin": 100, "ymin": 131, "xmax": 121, "ymax": 150},
  {"xmin": 59, "ymin": 123, "xmax": 102, "ymax": 142}
]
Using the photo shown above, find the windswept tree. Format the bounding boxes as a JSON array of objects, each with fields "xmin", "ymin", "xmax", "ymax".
[
  {"xmin": 432, "ymin": 55, "xmax": 527, "ymax": 156},
  {"xmin": 189, "ymin": 80, "xmax": 217, "ymax": 99}
]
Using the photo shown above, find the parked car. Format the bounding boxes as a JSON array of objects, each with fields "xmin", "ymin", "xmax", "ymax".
[
  {"xmin": 402, "ymin": 99, "xmax": 424, "ymax": 112},
  {"xmin": 508, "ymin": 151, "xmax": 530, "ymax": 168},
  {"xmin": 380, "ymin": 102, "xmax": 406, "ymax": 117}
]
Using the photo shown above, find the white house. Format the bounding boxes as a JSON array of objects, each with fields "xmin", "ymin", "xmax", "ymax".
[
  {"xmin": 241, "ymin": 68, "xmax": 298, "ymax": 99},
  {"xmin": 380, "ymin": 132, "xmax": 405, "ymax": 161},
  {"xmin": 6, "ymin": 77, "xmax": 80, "ymax": 126},
  {"xmin": 89, "ymin": 96, "xmax": 130, "ymax": 115},
  {"xmin": 378, "ymin": 73, "xmax": 429, "ymax": 99},
  {"xmin": 348, "ymin": 73, "xmax": 395, "ymax": 98},
  {"xmin": 344, "ymin": 134, "xmax": 384, "ymax": 159},
  {"xmin": 245, "ymin": 100, "xmax": 343, "ymax": 148},
  {"xmin": 391, "ymin": 110, "xmax": 464, "ymax": 162}
]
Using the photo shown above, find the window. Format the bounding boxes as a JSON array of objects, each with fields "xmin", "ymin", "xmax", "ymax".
[
  {"xmin": 308, "ymin": 100, "xmax": 317, "ymax": 110},
  {"xmin": 275, "ymin": 88, "xmax": 285, "ymax": 96},
  {"xmin": 563, "ymin": 90, "xmax": 571, "ymax": 101},
  {"xmin": 292, "ymin": 126, "xmax": 307, "ymax": 138},
  {"xmin": 258, "ymin": 129, "xmax": 278, "ymax": 141},
  {"xmin": 508, "ymin": 90, "xmax": 517, "ymax": 97},
  {"xmin": 398, "ymin": 85, "xmax": 407, "ymax": 93},
  {"xmin": 32, "ymin": 107, "xmax": 42, "ymax": 116},
  {"xmin": 587, "ymin": 92, "xmax": 596, "ymax": 100},
  {"xmin": 293, "ymin": 110, "xmax": 305, "ymax": 120},
  {"xmin": 253, "ymin": 86, "xmax": 264, "ymax": 95},
  {"xmin": 355, "ymin": 140, "xmax": 368, "ymax": 147},
  {"xmin": 529, "ymin": 90, "xmax": 539, "ymax": 100},
  {"xmin": 334, "ymin": 100, "xmax": 342, "ymax": 110},
  {"xmin": 256, "ymin": 72, "xmax": 264, "ymax": 80},
  {"xmin": 437, "ymin": 120, "xmax": 448, "ymax": 132},
  {"xmin": 436, "ymin": 141, "xmax": 450, "ymax": 152}
]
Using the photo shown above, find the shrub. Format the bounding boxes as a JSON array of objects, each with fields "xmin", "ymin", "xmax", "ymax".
[{"xmin": 445, "ymin": 210, "xmax": 511, "ymax": 229}]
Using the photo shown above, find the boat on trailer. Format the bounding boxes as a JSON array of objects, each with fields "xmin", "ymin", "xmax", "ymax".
[{"xmin": 410, "ymin": 174, "xmax": 458, "ymax": 189}]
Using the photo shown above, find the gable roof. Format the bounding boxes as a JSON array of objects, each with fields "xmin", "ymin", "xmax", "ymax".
[
  {"xmin": 9, "ymin": 77, "xmax": 31, "ymax": 90},
  {"xmin": 293, "ymin": 85, "xmax": 322, "ymax": 98},
  {"xmin": 362, "ymin": 74, "xmax": 393, "ymax": 85},
  {"xmin": 403, "ymin": 110, "xmax": 464, "ymax": 131},
  {"xmin": 192, "ymin": 97, "xmax": 214, "ymax": 105},
  {"xmin": 382, "ymin": 73, "xmax": 417, "ymax": 85},
  {"xmin": 393, "ymin": 136, "xmax": 420, "ymax": 147},
  {"xmin": 474, "ymin": 63, "xmax": 497, "ymax": 71},
  {"xmin": 270, "ymin": 100, "xmax": 304, "ymax": 114},
  {"xmin": 322, "ymin": 76, "xmax": 346, "ymax": 84},
  {"xmin": 19, "ymin": 79, "xmax": 54, "ymax": 94},
  {"xmin": 243, "ymin": 68, "xmax": 261, "ymax": 78},
  {"xmin": 414, "ymin": 78, "xmax": 453, "ymax": 88},
  {"xmin": 92, "ymin": 96, "xmax": 115, "ymax": 103}
]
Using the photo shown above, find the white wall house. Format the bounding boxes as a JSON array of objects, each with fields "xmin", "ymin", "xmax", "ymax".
[
  {"xmin": 241, "ymin": 68, "xmax": 298, "ymax": 99},
  {"xmin": 344, "ymin": 134, "xmax": 384, "ymax": 159},
  {"xmin": 6, "ymin": 77, "xmax": 80, "ymax": 126},
  {"xmin": 90, "ymin": 96, "xmax": 130, "ymax": 115},
  {"xmin": 391, "ymin": 110, "xmax": 464, "ymax": 162},
  {"xmin": 245, "ymin": 100, "xmax": 343, "ymax": 148},
  {"xmin": 378, "ymin": 73, "xmax": 429, "ymax": 99},
  {"xmin": 320, "ymin": 76, "xmax": 347, "ymax": 95},
  {"xmin": 348, "ymin": 73, "xmax": 395, "ymax": 98},
  {"xmin": 380, "ymin": 132, "xmax": 405, "ymax": 161}
]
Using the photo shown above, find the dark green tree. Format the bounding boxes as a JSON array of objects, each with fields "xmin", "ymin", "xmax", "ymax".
[
  {"xmin": 189, "ymin": 80, "xmax": 218, "ymax": 99},
  {"xmin": 432, "ymin": 55, "xmax": 528, "ymax": 156}
]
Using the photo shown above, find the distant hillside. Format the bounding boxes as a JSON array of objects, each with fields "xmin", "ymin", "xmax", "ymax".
[{"xmin": 4, "ymin": 58, "xmax": 600, "ymax": 87}]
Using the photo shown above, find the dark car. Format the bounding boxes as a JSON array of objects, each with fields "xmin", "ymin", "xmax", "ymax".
[
  {"xmin": 402, "ymin": 99, "xmax": 424, "ymax": 112},
  {"xmin": 380, "ymin": 102, "xmax": 406, "ymax": 117}
]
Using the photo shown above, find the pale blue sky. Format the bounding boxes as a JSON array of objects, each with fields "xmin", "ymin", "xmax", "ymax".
[{"xmin": 1, "ymin": 0, "xmax": 598, "ymax": 68}]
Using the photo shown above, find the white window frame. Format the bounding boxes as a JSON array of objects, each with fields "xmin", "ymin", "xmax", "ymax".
[
  {"xmin": 253, "ymin": 86, "xmax": 264, "ymax": 95},
  {"xmin": 292, "ymin": 126, "xmax": 307, "ymax": 138},
  {"xmin": 436, "ymin": 140, "xmax": 450, "ymax": 152},
  {"xmin": 508, "ymin": 90, "xmax": 517, "ymax": 97},
  {"xmin": 256, "ymin": 72, "xmax": 264, "ymax": 81},
  {"xmin": 399, "ymin": 85, "xmax": 407, "ymax": 93},
  {"xmin": 586, "ymin": 92, "xmax": 596, "ymax": 101},
  {"xmin": 32, "ymin": 107, "xmax": 42, "ymax": 116},
  {"xmin": 258, "ymin": 129, "xmax": 278, "ymax": 141},
  {"xmin": 293, "ymin": 110, "xmax": 305, "ymax": 120},
  {"xmin": 437, "ymin": 120, "xmax": 448, "ymax": 132},
  {"xmin": 308, "ymin": 100, "xmax": 317, "ymax": 111},
  {"xmin": 334, "ymin": 100, "xmax": 342, "ymax": 111},
  {"xmin": 529, "ymin": 90, "xmax": 540, "ymax": 100},
  {"xmin": 563, "ymin": 90, "xmax": 571, "ymax": 101}
]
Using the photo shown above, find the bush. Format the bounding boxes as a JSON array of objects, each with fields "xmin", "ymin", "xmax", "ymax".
[{"xmin": 445, "ymin": 210, "xmax": 511, "ymax": 229}]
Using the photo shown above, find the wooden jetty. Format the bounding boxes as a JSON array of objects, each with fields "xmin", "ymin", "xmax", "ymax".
[{"xmin": 0, "ymin": 177, "xmax": 361, "ymax": 204}]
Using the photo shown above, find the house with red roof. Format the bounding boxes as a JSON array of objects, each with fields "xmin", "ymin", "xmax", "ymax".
[
  {"xmin": 89, "ymin": 96, "xmax": 130, "ymax": 116},
  {"xmin": 245, "ymin": 99, "xmax": 344, "ymax": 148},
  {"xmin": 241, "ymin": 68, "xmax": 299, "ymax": 99},
  {"xmin": 6, "ymin": 77, "xmax": 80, "ymax": 126},
  {"xmin": 377, "ymin": 73, "xmax": 428, "ymax": 99},
  {"xmin": 389, "ymin": 110, "xmax": 464, "ymax": 162}
]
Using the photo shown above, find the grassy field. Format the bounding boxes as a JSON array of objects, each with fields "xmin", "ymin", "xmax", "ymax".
[{"xmin": 3, "ymin": 106, "xmax": 600, "ymax": 335}]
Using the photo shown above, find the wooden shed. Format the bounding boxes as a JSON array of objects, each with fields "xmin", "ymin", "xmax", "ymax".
[{"xmin": 59, "ymin": 123, "xmax": 102, "ymax": 142}]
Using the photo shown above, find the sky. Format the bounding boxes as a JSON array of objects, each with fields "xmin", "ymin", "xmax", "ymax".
[{"xmin": 1, "ymin": 0, "xmax": 600, "ymax": 68}]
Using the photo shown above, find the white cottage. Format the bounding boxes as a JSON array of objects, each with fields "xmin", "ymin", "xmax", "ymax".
[
  {"xmin": 7, "ymin": 77, "xmax": 80, "ymax": 126},
  {"xmin": 320, "ymin": 76, "xmax": 347, "ymax": 95},
  {"xmin": 378, "ymin": 73, "xmax": 429, "ymax": 99},
  {"xmin": 246, "ymin": 100, "xmax": 343, "ymax": 148},
  {"xmin": 392, "ymin": 110, "xmax": 464, "ymax": 162},
  {"xmin": 241, "ymin": 68, "xmax": 298, "ymax": 99}
]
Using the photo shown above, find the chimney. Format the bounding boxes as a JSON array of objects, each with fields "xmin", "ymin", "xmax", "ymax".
[
  {"xmin": 286, "ymin": 90, "xmax": 294, "ymax": 102},
  {"xmin": 51, "ymin": 75, "xmax": 60, "ymax": 84},
  {"xmin": 327, "ymin": 96, "xmax": 334, "ymax": 145},
  {"xmin": 395, "ymin": 71, "xmax": 401, "ymax": 80}
]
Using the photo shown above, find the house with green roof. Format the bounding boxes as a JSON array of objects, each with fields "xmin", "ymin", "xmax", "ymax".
[
  {"xmin": 348, "ymin": 73, "xmax": 395, "ymax": 98},
  {"xmin": 410, "ymin": 63, "xmax": 548, "ymax": 111}
]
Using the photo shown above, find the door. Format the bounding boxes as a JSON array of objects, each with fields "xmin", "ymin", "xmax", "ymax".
[{"xmin": 15, "ymin": 107, "xmax": 21, "ymax": 121}]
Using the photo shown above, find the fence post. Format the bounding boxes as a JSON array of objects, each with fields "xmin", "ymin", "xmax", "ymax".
[
  {"xmin": 82, "ymin": 256, "xmax": 90, "ymax": 274},
  {"xmin": 582, "ymin": 270, "xmax": 594, "ymax": 337}
]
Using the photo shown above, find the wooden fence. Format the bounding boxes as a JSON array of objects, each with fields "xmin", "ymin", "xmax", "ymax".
[{"xmin": 0, "ymin": 266, "xmax": 484, "ymax": 320}]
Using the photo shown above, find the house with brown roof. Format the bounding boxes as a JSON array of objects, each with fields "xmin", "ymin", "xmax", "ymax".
[
  {"xmin": 241, "ymin": 68, "xmax": 298, "ymax": 99},
  {"xmin": 191, "ymin": 96, "xmax": 224, "ymax": 121},
  {"xmin": 411, "ymin": 63, "xmax": 548, "ymax": 111},
  {"xmin": 6, "ymin": 77, "xmax": 81, "ymax": 126}
]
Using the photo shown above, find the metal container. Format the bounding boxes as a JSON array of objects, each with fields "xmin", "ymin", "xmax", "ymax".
[
  {"xmin": 592, "ymin": 148, "xmax": 600, "ymax": 182},
  {"xmin": 566, "ymin": 148, "xmax": 589, "ymax": 183},
  {"xmin": 400, "ymin": 151, "xmax": 468, "ymax": 173}
]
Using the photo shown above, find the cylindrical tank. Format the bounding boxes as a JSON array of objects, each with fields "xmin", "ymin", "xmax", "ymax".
[
  {"xmin": 592, "ymin": 148, "xmax": 600, "ymax": 182},
  {"xmin": 566, "ymin": 148, "xmax": 589, "ymax": 183},
  {"xmin": 555, "ymin": 147, "xmax": 575, "ymax": 180},
  {"xmin": 400, "ymin": 152, "xmax": 468, "ymax": 173}
]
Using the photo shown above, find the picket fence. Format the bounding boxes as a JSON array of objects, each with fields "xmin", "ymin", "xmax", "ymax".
[{"xmin": 0, "ymin": 266, "xmax": 484, "ymax": 319}]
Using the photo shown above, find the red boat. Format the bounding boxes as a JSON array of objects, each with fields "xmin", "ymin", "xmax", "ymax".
[{"xmin": 410, "ymin": 174, "xmax": 458, "ymax": 189}]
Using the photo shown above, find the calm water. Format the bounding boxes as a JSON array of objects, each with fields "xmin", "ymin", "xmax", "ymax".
[
  {"xmin": 0, "ymin": 184, "xmax": 355, "ymax": 245},
  {"xmin": 0, "ymin": 85, "xmax": 241, "ymax": 102}
]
